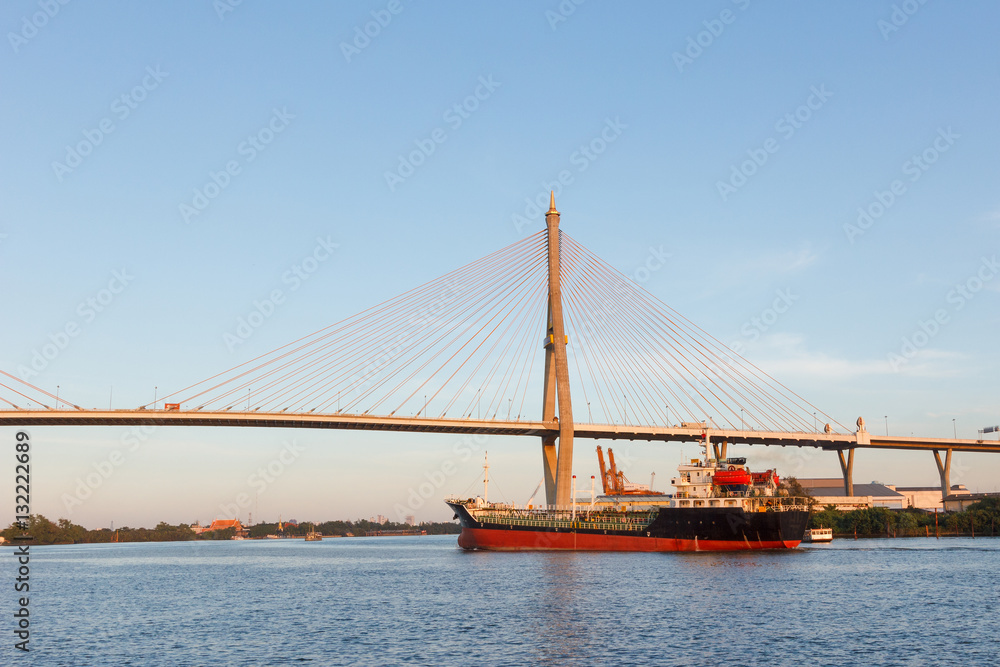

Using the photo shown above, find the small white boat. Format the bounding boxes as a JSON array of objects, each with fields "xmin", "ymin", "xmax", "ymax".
[{"xmin": 803, "ymin": 528, "xmax": 833, "ymax": 543}]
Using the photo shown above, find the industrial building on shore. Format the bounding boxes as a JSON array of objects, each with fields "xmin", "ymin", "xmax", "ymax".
[{"xmin": 799, "ymin": 479, "xmax": 972, "ymax": 511}]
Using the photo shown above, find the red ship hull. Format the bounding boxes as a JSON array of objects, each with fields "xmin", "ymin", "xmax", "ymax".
[
  {"xmin": 448, "ymin": 500, "xmax": 807, "ymax": 552},
  {"xmin": 457, "ymin": 526, "xmax": 799, "ymax": 552}
]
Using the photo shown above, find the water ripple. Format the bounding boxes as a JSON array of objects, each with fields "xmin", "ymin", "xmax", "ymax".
[{"xmin": 24, "ymin": 536, "xmax": 1000, "ymax": 665}]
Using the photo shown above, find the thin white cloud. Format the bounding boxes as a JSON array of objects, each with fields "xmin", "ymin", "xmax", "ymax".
[
  {"xmin": 754, "ymin": 351, "xmax": 889, "ymax": 381},
  {"xmin": 690, "ymin": 244, "xmax": 820, "ymax": 300},
  {"xmin": 887, "ymin": 349, "xmax": 968, "ymax": 379},
  {"xmin": 739, "ymin": 244, "xmax": 818, "ymax": 276},
  {"xmin": 783, "ymin": 245, "xmax": 820, "ymax": 273},
  {"xmin": 740, "ymin": 334, "xmax": 968, "ymax": 381},
  {"xmin": 981, "ymin": 208, "xmax": 1000, "ymax": 222}
]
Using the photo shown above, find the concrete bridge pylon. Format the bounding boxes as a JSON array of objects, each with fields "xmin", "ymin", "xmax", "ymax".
[{"xmin": 540, "ymin": 193, "xmax": 574, "ymax": 507}]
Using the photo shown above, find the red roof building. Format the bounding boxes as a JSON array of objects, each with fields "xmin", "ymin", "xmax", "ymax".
[{"xmin": 205, "ymin": 519, "xmax": 245, "ymax": 534}]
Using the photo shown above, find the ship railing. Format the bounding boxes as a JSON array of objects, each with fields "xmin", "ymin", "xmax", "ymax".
[
  {"xmin": 471, "ymin": 506, "xmax": 660, "ymax": 530},
  {"xmin": 744, "ymin": 496, "xmax": 811, "ymax": 512},
  {"xmin": 454, "ymin": 494, "xmax": 810, "ymax": 514}
]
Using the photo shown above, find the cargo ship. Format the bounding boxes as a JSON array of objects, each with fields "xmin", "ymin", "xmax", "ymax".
[{"xmin": 446, "ymin": 445, "xmax": 809, "ymax": 552}]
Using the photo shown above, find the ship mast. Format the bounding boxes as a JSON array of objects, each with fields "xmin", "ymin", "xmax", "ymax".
[{"xmin": 483, "ymin": 451, "xmax": 489, "ymax": 504}]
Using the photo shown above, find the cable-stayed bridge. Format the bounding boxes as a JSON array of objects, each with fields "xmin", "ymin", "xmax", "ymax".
[{"xmin": 2, "ymin": 196, "xmax": 997, "ymax": 505}]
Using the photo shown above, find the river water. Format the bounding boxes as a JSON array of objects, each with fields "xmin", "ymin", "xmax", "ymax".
[{"xmin": 13, "ymin": 535, "xmax": 999, "ymax": 665}]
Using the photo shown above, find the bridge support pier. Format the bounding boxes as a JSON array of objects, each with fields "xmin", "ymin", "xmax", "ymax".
[
  {"xmin": 933, "ymin": 449, "xmax": 952, "ymax": 505},
  {"xmin": 838, "ymin": 448, "xmax": 855, "ymax": 496},
  {"xmin": 541, "ymin": 436, "xmax": 557, "ymax": 507},
  {"xmin": 540, "ymin": 193, "xmax": 574, "ymax": 508},
  {"xmin": 712, "ymin": 440, "xmax": 728, "ymax": 461}
]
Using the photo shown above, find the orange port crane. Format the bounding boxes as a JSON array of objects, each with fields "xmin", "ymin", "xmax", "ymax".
[
  {"xmin": 596, "ymin": 445, "xmax": 657, "ymax": 496},
  {"xmin": 596, "ymin": 445, "xmax": 618, "ymax": 494}
]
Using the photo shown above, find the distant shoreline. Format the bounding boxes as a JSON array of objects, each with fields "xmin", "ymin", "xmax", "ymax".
[
  {"xmin": 1, "ymin": 533, "xmax": 455, "ymax": 547},
  {"xmin": 1, "ymin": 514, "xmax": 460, "ymax": 547}
]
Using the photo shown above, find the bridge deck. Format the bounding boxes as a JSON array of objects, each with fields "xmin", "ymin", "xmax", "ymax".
[{"xmin": 3, "ymin": 410, "xmax": 998, "ymax": 453}]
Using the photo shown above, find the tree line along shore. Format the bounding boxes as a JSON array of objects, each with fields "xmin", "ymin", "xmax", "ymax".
[
  {"xmin": 4, "ymin": 495, "xmax": 999, "ymax": 545},
  {"xmin": 1, "ymin": 515, "xmax": 461, "ymax": 546},
  {"xmin": 782, "ymin": 474, "xmax": 1000, "ymax": 538},
  {"xmin": 807, "ymin": 499, "xmax": 1000, "ymax": 538}
]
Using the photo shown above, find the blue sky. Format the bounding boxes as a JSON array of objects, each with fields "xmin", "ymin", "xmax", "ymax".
[{"xmin": 1, "ymin": 1, "xmax": 998, "ymax": 527}]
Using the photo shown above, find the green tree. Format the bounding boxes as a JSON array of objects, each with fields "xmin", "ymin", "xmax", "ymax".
[
  {"xmin": 780, "ymin": 476, "xmax": 817, "ymax": 510},
  {"xmin": 810, "ymin": 505, "xmax": 840, "ymax": 529},
  {"xmin": 895, "ymin": 511, "xmax": 918, "ymax": 535}
]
